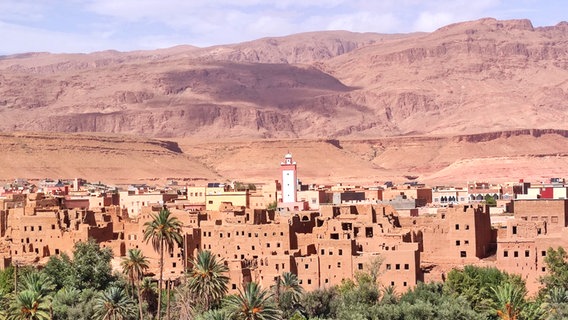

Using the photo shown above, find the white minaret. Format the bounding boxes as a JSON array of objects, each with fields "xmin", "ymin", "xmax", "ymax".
[{"xmin": 280, "ymin": 153, "xmax": 297, "ymax": 203}]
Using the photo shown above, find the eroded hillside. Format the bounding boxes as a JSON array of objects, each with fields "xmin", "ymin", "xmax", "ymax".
[{"xmin": 0, "ymin": 19, "xmax": 567, "ymax": 139}]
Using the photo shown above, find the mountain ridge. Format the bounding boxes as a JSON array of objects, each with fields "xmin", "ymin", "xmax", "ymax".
[{"xmin": 1, "ymin": 18, "xmax": 568, "ymax": 183}]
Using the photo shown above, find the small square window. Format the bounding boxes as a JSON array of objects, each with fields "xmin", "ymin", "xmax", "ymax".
[
  {"xmin": 460, "ymin": 251, "xmax": 467, "ymax": 258},
  {"xmin": 525, "ymin": 250, "xmax": 530, "ymax": 257},
  {"xmin": 404, "ymin": 264, "xmax": 409, "ymax": 270},
  {"xmin": 504, "ymin": 250, "xmax": 509, "ymax": 257},
  {"xmin": 307, "ymin": 279, "xmax": 311, "ymax": 285},
  {"xmin": 386, "ymin": 264, "xmax": 391, "ymax": 270},
  {"xmin": 395, "ymin": 264, "xmax": 400, "ymax": 270},
  {"xmin": 514, "ymin": 251, "xmax": 519, "ymax": 258},
  {"xmin": 358, "ymin": 263, "xmax": 363, "ymax": 270},
  {"xmin": 456, "ymin": 240, "xmax": 461, "ymax": 246}
]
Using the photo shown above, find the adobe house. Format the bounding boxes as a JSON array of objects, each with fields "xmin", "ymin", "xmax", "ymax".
[
  {"xmin": 398, "ymin": 204, "xmax": 494, "ymax": 283},
  {"xmin": 496, "ymin": 199, "xmax": 568, "ymax": 293}
]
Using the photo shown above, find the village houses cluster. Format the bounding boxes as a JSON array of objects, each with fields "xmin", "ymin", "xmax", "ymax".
[{"xmin": 1, "ymin": 154, "xmax": 567, "ymax": 294}]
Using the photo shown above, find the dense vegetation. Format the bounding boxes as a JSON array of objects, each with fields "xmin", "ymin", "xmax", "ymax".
[{"xmin": 2, "ymin": 211, "xmax": 568, "ymax": 319}]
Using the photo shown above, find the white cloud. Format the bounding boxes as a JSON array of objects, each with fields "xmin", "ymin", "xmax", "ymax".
[
  {"xmin": 326, "ymin": 12, "xmax": 401, "ymax": 33},
  {"xmin": 0, "ymin": 20, "xmax": 122, "ymax": 54},
  {"xmin": 0, "ymin": 0, "xmax": 564, "ymax": 54},
  {"xmin": 0, "ymin": 1, "xmax": 46, "ymax": 22},
  {"xmin": 413, "ymin": 11, "xmax": 456, "ymax": 31}
]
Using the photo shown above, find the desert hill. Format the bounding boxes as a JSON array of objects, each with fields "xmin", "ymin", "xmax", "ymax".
[
  {"xmin": 1, "ymin": 18, "xmax": 568, "ymax": 184},
  {"xmin": 1, "ymin": 18, "xmax": 566, "ymax": 139},
  {"xmin": 1, "ymin": 129, "xmax": 567, "ymax": 185}
]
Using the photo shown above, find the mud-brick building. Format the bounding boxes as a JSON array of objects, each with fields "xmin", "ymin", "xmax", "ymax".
[
  {"xmin": 496, "ymin": 199, "xmax": 568, "ymax": 293},
  {"xmin": 118, "ymin": 205, "xmax": 203, "ymax": 281},
  {"xmin": 0, "ymin": 192, "xmax": 125, "ymax": 268},
  {"xmin": 196, "ymin": 202, "xmax": 422, "ymax": 294},
  {"xmin": 294, "ymin": 204, "xmax": 421, "ymax": 292},
  {"xmin": 398, "ymin": 204, "xmax": 494, "ymax": 282},
  {"xmin": 199, "ymin": 204, "xmax": 295, "ymax": 292}
]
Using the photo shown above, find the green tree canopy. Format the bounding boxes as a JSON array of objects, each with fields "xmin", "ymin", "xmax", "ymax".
[{"xmin": 541, "ymin": 247, "xmax": 568, "ymax": 293}]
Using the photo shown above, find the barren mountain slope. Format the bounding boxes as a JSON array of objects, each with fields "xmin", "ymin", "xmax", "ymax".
[
  {"xmin": 0, "ymin": 130, "xmax": 566, "ymax": 185},
  {"xmin": 0, "ymin": 132, "xmax": 220, "ymax": 183},
  {"xmin": 0, "ymin": 31, "xmax": 389, "ymax": 138},
  {"xmin": 1, "ymin": 18, "xmax": 566, "ymax": 139},
  {"xmin": 326, "ymin": 18, "xmax": 568, "ymax": 136},
  {"xmin": 176, "ymin": 129, "xmax": 568, "ymax": 185}
]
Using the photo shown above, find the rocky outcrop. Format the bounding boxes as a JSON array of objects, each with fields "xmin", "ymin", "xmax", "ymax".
[
  {"xmin": 453, "ymin": 129, "xmax": 568, "ymax": 143},
  {"xmin": 1, "ymin": 18, "xmax": 568, "ymax": 139}
]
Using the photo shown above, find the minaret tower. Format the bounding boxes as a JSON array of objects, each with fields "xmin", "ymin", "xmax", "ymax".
[{"xmin": 280, "ymin": 153, "xmax": 297, "ymax": 203}]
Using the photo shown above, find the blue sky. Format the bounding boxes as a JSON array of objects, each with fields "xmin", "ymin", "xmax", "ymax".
[{"xmin": 0, "ymin": 0, "xmax": 566, "ymax": 55}]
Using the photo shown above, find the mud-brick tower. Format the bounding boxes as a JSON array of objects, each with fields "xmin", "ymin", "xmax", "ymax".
[{"xmin": 280, "ymin": 153, "xmax": 297, "ymax": 203}]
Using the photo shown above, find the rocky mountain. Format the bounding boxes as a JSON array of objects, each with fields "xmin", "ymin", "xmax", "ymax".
[
  {"xmin": 1, "ymin": 18, "xmax": 568, "ymax": 183},
  {"xmin": 2, "ymin": 18, "xmax": 566, "ymax": 139}
]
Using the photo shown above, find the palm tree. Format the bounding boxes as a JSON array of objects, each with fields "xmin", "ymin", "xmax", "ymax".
[
  {"xmin": 225, "ymin": 282, "xmax": 281, "ymax": 320},
  {"xmin": 143, "ymin": 207, "xmax": 183, "ymax": 320},
  {"xmin": 380, "ymin": 285, "xmax": 398, "ymax": 305},
  {"xmin": 541, "ymin": 287, "xmax": 568, "ymax": 320},
  {"xmin": 121, "ymin": 248, "xmax": 149, "ymax": 320},
  {"xmin": 272, "ymin": 272, "xmax": 303, "ymax": 319},
  {"xmin": 18, "ymin": 272, "xmax": 55, "ymax": 298},
  {"xmin": 140, "ymin": 277, "xmax": 158, "ymax": 316},
  {"xmin": 7, "ymin": 271, "xmax": 55, "ymax": 320},
  {"xmin": 93, "ymin": 286, "xmax": 137, "ymax": 320},
  {"xmin": 187, "ymin": 250, "xmax": 229, "ymax": 311},
  {"xmin": 491, "ymin": 281, "xmax": 527, "ymax": 320},
  {"xmin": 7, "ymin": 290, "xmax": 51, "ymax": 320},
  {"xmin": 196, "ymin": 309, "xmax": 230, "ymax": 320},
  {"xmin": 272, "ymin": 272, "xmax": 303, "ymax": 305},
  {"xmin": 51, "ymin": 287, "xmax": 81, "ymax": 319}
]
